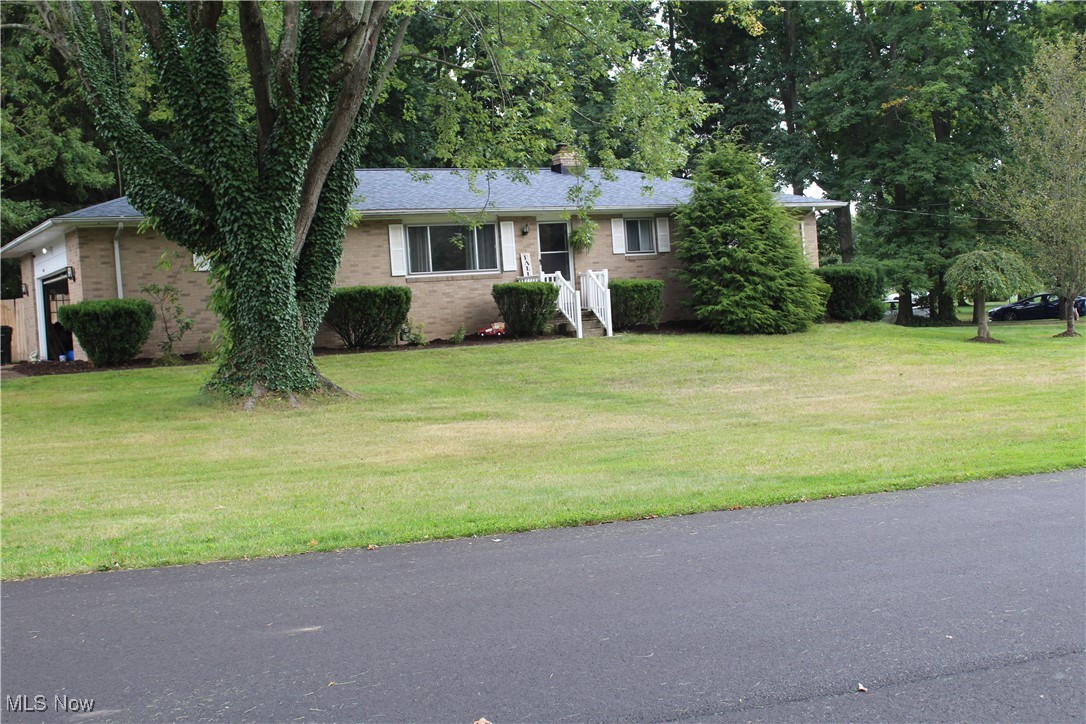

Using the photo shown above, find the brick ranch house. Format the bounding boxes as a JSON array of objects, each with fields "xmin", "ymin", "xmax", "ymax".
[{"xmin": 1, "ymin": 154, "xmax": 846, "ymax": 362}]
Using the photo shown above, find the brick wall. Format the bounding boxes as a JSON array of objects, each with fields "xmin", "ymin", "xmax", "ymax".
[
  {"xmin": 797, "ymin": 211, "xmax": 820, "ymax": 268},
  {"xmin": 74, "ymin": 227, "xmax": 218, "ymax": 357},
  {"xmin": 576, "ymin": 214, "xmax": 692, "ymax": 322}
]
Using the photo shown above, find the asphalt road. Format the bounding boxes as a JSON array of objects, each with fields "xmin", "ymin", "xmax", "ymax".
[{"xmin": 2, "ymin": 470, "xmax": 1084, "ymax": 723}]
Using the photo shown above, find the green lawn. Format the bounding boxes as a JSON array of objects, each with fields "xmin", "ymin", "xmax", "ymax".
[{"xmin": 2, "ymin": 322, "xmax": 1083, "ymax": 579}]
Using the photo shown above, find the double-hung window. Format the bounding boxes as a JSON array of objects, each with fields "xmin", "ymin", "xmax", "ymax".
[
  {"xmin": 406, "ymin": 224, "xmax": 498, "ymax": 274},
  {"xmin": 624, "ymin": 219, "xmax": 655, "ymax": 254}
]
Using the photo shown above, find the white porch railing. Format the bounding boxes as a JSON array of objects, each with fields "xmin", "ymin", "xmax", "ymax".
[
  {"xmin": 579, "ymin": 269, "xmax": 613, "ymax": 337},
  {"xmin": 518, "ymin": 271, "xmax": 582, "ymax": 338}
]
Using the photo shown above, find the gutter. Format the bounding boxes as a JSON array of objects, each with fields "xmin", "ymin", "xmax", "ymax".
[{"xmin": 113, "ymin": 222, "xmax": 125, "ymax": 298}]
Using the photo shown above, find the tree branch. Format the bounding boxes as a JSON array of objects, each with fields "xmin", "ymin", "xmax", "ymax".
[
  {"xmin": 238, "ymin": 1, "xmax": 275, "ymax": 164},
  {"xmin": 372, "ymin": 13, "xmax": 411, "ymax": 100},
  {"xmin": 198, "ymin": 1, "xmax": 224, "ymax": 32},
  {"xmin": 293, "ymin": 1, "xmax": 393, "ymax": 255},
  {"xmin": 319, "ymin": 0, "xmax": 365, "ymax": 45},
  {"xmin": 275, "ymin": 1, "xmax": 301, "ymax": 102},
  {"xmin": 399, "ymin": 53, "xmax": 498, "ymax": 77},
  {"xmin": 131, "ymin": 1, "xmax": 166, "ymax": 54},
  {"xmin": 0, "ymin": 22, "xmax": 56, "ymax": 44}
]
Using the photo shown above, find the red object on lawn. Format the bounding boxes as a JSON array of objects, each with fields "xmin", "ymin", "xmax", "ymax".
[{"xmin": 479, "ymin": 322, "xmax": 506, "ymax": 337}]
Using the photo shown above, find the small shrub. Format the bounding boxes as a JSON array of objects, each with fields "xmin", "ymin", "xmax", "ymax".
[
  {"xmin": 58, "ymin": 299, "xmax": 155, "ymax": 367},
  {"xmin": 141, "ymin": 251, "xmax": 194, "ymax": 361},
  {"xmin": 324, "ymin": 286, "xmax": 411, "ymax": 348},
  {"xmin": 451, "ymin": 324, "xmax": 467, "ymax": 344},
  {"xmin": 492, "ymin": 282, "xmax": 559, "ymax": 337},
  {"xmin": 400, "ymin": 317, "xmax": 426, "ymax": 346},
  {"xmin": 610, "ymin": 279, "xmax": 664, "ymax": 331},
  {"xmin": 815, "ymin": 264, "xmax": 883, "ymax": 322}
]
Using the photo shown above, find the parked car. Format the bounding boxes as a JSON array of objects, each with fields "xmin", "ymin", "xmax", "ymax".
[{"xmin": 988, "ymin": 293, "xmax": 1086, "ymax": 321}]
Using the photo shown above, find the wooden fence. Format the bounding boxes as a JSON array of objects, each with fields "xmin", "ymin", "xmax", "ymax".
[{"xmin": 1, "ymin": 298, "xmax": 33, "ymax": 363}]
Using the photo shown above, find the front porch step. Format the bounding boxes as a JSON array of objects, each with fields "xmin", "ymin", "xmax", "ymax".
[{"xmin": 552, "ymin": 310, "xmax": 607, "ymax": 338}]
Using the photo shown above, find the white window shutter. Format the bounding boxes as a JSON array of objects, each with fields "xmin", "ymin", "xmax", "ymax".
[
  {"xmin": 611, "ymin": 218, "xmax": 626, "ymax": 255},
  {"xmin": 500, "ymin": 221, "xmax": 517, "ymax": 272},
  {"xmin": 388, "ymin": 224, "xmax": 406, "ymax": 276},
  {"xmin": 655, "ymin": 217, "xmax": 671, "ymax": 252}
]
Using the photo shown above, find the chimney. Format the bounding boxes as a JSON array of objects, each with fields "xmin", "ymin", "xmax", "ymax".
[{"xmin": 550, "ymin": 144, "xmax": 581, "ymax": 174}]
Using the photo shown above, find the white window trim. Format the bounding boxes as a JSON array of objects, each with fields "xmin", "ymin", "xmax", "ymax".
[
  {"xmin": 624, "ymin": 217, "xmax": 656, "ymax": 255},
  {"xmin": 405, "ymin": 223, "xmax": 500, "ymax": 276}
]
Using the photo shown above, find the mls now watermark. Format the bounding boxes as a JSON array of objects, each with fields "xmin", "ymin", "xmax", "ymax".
[{"xmin": 5, "ymin": 694, "xmax": 96, "ymax": 714}]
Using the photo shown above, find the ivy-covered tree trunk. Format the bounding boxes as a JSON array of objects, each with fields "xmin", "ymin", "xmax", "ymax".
[{"xmin": 32, "ymin": 1, "xmax": 400, "ymax": 400}]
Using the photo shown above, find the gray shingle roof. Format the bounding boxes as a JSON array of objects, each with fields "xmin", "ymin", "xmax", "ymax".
[
  {"xmin": 52, "ymin": 169, "xmax": 846, "ymax": 221},
  {"xmin": 56, "ymin": 196, "xmax": 145, "ymax": 219}
]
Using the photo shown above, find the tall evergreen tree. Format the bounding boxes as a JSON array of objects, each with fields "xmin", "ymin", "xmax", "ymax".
[{"xmin": 676, "ymin": 138, "xmax": 827, "ymax": 334}]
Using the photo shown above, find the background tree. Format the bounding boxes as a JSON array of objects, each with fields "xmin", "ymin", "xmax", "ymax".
[
  {"xmin": 974, "ymin": 35, "xmax": 1086, "ymax": 337},
  {"xmin": 25, "ymin": 1, "xmax": 704, "ymax": 402},
  {"xmin": 805, "ymin": 1, "xmax": 1034, "ymax": 326},
  {"xmin": 676, "ymin": 137, "xmax": 827, "ymax": 334},
  {"xmin": 0, "ymin": 2, "xmax": 118, "ymax": 297},
  {"xmin": 945, "ymin": 249, "xmax": 1036, "ymax": 342}
]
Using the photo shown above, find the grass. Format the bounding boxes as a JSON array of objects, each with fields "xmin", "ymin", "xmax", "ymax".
[{"xmin": 2, "ymin": 321, "xmax": 1083, "ymax": 579}]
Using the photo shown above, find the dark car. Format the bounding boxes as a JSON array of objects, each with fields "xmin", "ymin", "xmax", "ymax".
[{"xmin": 988, "ymin": 293, "xmax": 1086, "ymax": 321}]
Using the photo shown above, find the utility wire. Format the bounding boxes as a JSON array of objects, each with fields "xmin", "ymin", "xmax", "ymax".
[{"xmin": 870, "ymin": 205, "xmax": 1011, "ymax": 223}]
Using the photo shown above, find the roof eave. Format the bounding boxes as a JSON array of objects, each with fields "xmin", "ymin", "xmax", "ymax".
[{"xmin": 1, "ymin": 216, "xmax": 143, "ymax": 258}]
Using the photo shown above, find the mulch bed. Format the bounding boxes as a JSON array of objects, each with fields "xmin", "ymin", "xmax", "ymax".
[
  {"xmin": 7, "ymin": 321, "xmax": 706, "ymax": 378},
  {"xmin": 9, "ymin": 354, "xmax": 206, "ymax": 377}
]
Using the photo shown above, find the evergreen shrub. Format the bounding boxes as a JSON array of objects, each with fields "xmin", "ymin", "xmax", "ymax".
[
  {"xmin": 324, "ymin": 286, "xmax": 411, "ymax": 348},
  {"xmin": 676, "ymin": 138, "xmax": 828, "ymax": 334},
  {"xmin": 816, "ymin": 264, "xmax": 884, "ymax": 321},
  {"xmin": 610, "ymin": 279, "xmax": 664, "ymax": 330},
  {"xmin": 58, "ymin": 299, "xmax": 155, "ymax": 367},
  {"xmin": 492, "ymin": 282, "xmax": 559, "ymax": 336}
]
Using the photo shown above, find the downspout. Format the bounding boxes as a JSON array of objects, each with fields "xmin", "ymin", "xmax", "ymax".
[{"xmin": 113, "ymin": 222, "xmax": 124, "ymax": 298}]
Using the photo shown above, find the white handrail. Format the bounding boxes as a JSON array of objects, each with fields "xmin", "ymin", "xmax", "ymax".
[
  {"xmin": 519, "ymin": 271, "xmax": 581, "ymax": 337},
  {"xmin": 580, "ymin": 269, "xmax": 613, "ymax": 336}
]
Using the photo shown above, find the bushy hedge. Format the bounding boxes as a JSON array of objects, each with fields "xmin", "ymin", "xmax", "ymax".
[
  {"xmin": 492, "ymin": 282, "xmax": 559, "ymax": 337},
  {"xmin": 324, "ymin": 286, "xmax": 411, "ymax": 348},
  {"xmin": 815, "ymin": 264, "xmax": 884, "ymax": 321},
  {"xmin": 610, "ymin": 279, "xmax": 664, "ymax": 330},
  {"xmin": 58, "ymin": 299, "xmax": 155, "ymax": 367}
]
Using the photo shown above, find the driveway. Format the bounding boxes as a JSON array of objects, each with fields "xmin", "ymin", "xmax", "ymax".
[{"xmin": 2, "ymin": 470, "xmax": 1083, "ymax": 722}]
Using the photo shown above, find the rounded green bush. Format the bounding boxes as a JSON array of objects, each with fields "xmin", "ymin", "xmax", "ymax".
[
  {"xmin": 815, "ymin": 264, "xmax": 884, "ymax": 321},
  {"xmin": 58, "ymin": 299, "xmax": 155, "ymax": 367},
  {"xmin": 324, "ymin": 286, "xmax": 412, "ymax": 348},
  {"xmin": 492, "ymin": 282, "xmax": 559, "ymax": 337},
  {"xmin": 610, "ymin": 279, "xmax": 664, "ymax": 330}
]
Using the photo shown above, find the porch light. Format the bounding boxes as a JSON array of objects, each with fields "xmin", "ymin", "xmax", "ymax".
[
  {"xmin": 65, "ymin": 266, "xmax": 76, "ymax": 282},
  {"xmin": 521, "ymin": 224, "xmax": 530, "ymax": 236},
  {"xmin": 21, "ymin": 283, "xmax": 28, "ymax": 297}
]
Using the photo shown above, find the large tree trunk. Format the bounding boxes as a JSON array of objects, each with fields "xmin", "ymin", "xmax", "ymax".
[
  {"xmin": 895, "ymin": 282, "xmax": 914, "ymax": 326},
  {"xmin": 835, "ymin": 206, "xmax": 854, "ymax": 263},
  {"xmin": 930, "ymin": 273, "xmax": 958, "ymax": 325},
  {"xmin": 209, "ymin": 228, "xmax": 321, "ymax": 399}
]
